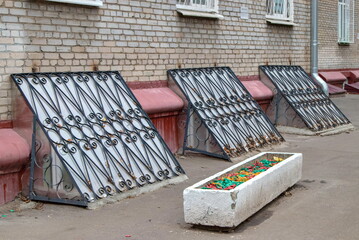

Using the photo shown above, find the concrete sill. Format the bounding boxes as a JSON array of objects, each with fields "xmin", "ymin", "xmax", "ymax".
[
  {"xmin": 338, "ymin": 42, "xmax": 351, "ymax": 46},
  {"xmin": 176, "ymin": 9, "xmax": 224, "ymax": 19},
  {"xmin": 183, "ymin": 152, "xmax": 302, "ymax": 228},
  {"xmin": 46, "ymin": 0, "xmax": 102, "ymax": 7},
  {"xmin": 266, "ymin": 19, "xmax": 297, "ymax": 26}
]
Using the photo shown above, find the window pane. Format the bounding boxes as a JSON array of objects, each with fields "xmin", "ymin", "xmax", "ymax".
[{"xmin": 274, "ymin": 0, "xmax": 284, "ymax": 14}]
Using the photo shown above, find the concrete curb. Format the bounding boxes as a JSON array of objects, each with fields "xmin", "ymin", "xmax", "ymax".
[
  {"xmin": 87, "ymin": 175, "xmax": 189, "ymax": 210},
  {"xmin": 276, "ymin": 124, "xmax": 356, "ymax": 136}
]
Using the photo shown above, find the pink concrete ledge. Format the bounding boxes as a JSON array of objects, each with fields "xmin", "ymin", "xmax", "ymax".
[
  {"xmin": 0, "ymin": 129, "xmax": 30, "ymax": 205},
  {"xmin": 347, "ymin": 70, "xmax": 359, "ymax": 84},
  {"xmin": 0, "ymin": 129, "xmax": 30, "ymax": 174},
  {"xmin": 132, "ymin": 87, "xmax": 184, "ymax": 115},
  {"xmin": 319, "ymin": 72, "xmax": 347, "ymax": 84},
  {"xmin": 327, "ymin": 84, "xmax": 347, "ymax": 95},
  {"xmin": 241, "ymin": 80, "xmax": 274, "ymax": 101},
  {"xmin": 345, "ymin": 82, "xmax": 359, "ymax": 94}
]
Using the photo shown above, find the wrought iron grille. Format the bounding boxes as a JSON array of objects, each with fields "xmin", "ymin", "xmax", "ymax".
[
  {"xmin": 259, "ymin": 66, "xmax": 351, "ymax": 131},
  {"xmin": 11, "ymin": 71, "xmax": 185, "ymax": 205},
  {"xmin": 168, "ymin": 67, "xmax": 284, "ymax": 160}
]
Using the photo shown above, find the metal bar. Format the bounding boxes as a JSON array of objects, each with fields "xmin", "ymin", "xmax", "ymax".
[
  {"xmin": 184, "ymin": 147, "xmax": 229, "ymax": 160},
  {"xmin": 29, "ymin": 115, "xmax": 37, "ymax": 199},
  {"xmin": 31, "ymin": 195, "xmax": 88, "ymax": 207},
  {"xmin": 182, "ymin": 105, "xmax": 192, "ymax": 155}
]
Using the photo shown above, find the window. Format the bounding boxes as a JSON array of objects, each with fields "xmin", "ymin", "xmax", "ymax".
[
  {"xmin": 266, "ymin": 0, "xmax": 294, "ymax": 25},
  {"xmin": 46, "ymin": 0, "xmax": 102, "ymax": 7},
  {"xmin": 176, "ymin": 0, "xmax": 224, "ymax": 19},
  {"xmin": 338, "ymin": 0, "xmax": 355, "ymax": 44}
]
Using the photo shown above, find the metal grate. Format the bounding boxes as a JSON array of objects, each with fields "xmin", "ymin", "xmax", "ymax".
[
  {"xmin": 259, "ymin": 66, "xmax": 351, "ymax": 131},
  {"xmin": 168, "ymin": 67, "xmax": 284, "ymax": 160},
  {"xmin": 11, "ymin": 71, "xmax": 185, "ymax": 206}
]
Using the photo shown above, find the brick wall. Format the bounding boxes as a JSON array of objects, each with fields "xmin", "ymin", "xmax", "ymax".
[
  {"xmin": 0, "ymin": 0, "xmax": 311, "ymax": 121},
  {"xmin": 318, "ymin": 0, "xmax": 359, "ymax": 70}
]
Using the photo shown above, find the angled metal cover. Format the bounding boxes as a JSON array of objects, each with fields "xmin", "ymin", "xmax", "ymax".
[
  {"xmin": 259, "ymin": 66, "xmax": 351, "ymax": 131},
  {"xmin": 11, "ymin": 71, "xmax": 184, "ymax": 203},
  {"xmin": 168, "ymin": 67, "xmax": 284, "ymax": 159}
]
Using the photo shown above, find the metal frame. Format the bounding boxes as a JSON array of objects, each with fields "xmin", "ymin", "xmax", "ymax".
[
  {"xmin": 168, "ymin": 67, "xmax": 284, "ymax": 161},
  {"xmin": 182, "ymin": 104, "xmax": 229, "ymax": 160},
  {"xmin": 12, "ymin": 71, "xmax": 185, "ymax": 205},
  {"xmin": 259, "ymin": 65, "xmax": 351, "ymax": 131},
  {"xmin": 29, "ymin": 115, "xmax": 87, "ymax": 206}
]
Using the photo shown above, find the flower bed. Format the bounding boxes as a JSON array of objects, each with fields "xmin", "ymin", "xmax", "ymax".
[
  {"xmin": 183, "ymin": 152, "xmax": 302, "ymax": 228},
  {"xmin": 202, "ymin": 157, "xmax": 284, "ymax": 190}
]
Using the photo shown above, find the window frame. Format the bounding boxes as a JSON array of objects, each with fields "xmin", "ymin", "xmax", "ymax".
[
  {"xmin": 176, "ymin": 0, "xmax": 224, "ymax": 19},
  {"xmin": 338, "ymin": 0, "xmax": 355, "ymax": 44},
  {"xmin": 266, "ymin": 0, "xmax": 294, "ymax": 25},
  {"xmin": 46, "ymin": 0, "xmax": 103, "ymax": 7}
]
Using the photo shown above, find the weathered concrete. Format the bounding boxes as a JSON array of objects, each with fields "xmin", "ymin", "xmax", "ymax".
[
  {"xmin": 0, "ymin": 95, "xmax": 358, "ymax": 240},
  {"xmin": 88, "ymin": 175, "xmax": 188, "ymax": 210},
  {"xmin": 0, "ymin": 129, "xmax": 30, "ymax": 205},
  {"xmin": 276, "ymin": 123, "xmax": 355, "ymax": 136},
  {"xmin": 184, "ymin": 152, "xmax": 302, "ymax": 227}
]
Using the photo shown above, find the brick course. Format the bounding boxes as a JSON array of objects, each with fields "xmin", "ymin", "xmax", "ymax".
[{"xmin": 0, "ymin": 0, "xmax": 311, "ymax": 120}]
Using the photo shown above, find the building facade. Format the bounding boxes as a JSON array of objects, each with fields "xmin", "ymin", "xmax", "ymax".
[
  {"xmin": 318, "ymin": 0, "xmax": 359, "ymax": 70},
  {"xmin": 0, "ymin": 0, "xmax": 312, "ymax": 123}
]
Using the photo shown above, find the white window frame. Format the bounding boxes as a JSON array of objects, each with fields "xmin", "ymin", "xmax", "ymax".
[
  {"xmin": 176, "ymin": 0, "xmax": 224, "ymax": 19},
  {"xmin": 266, "ymin": 0, "xmax": 294, "ymax": 25},
  {"xmin": 46, "ymin": 0, "xmax": 102, "ymax": 7},
  {"xmin": 338, "ymin": 0, "xmax": 355, "ymax": 44}
]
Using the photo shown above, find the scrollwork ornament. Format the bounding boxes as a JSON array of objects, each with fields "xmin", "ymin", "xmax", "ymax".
[
  {"xmin": 64, "ymin": 183, "xmax": 74, "ymax": 192},
  {"xmin": 32, "ymin": 77, "xmax": 40, "ymax": 84},
  {"xmin": 139, "ymin": 176, "xmax": 146, "ymax": 183},
  {"xmin": 119, "ymin": 181, "xmax": 126, "ymax": 188},
  {"xmin": 15, "ymin": 78, "xmax": 23, "ymax": 85},
  {"xmin": 40, "ymin": 78, "xmax": 47, "ymax": 84},
  {"xmin": 126, "ymin": 180, "xmax": 132, "ymax": 187},
  {"xmin": 98, "ymin": 187, "xmax": 106, "ymax": 196},
  {"xmin": 105, "ymin": 185, "xmax": 112, "ymax": 194}
]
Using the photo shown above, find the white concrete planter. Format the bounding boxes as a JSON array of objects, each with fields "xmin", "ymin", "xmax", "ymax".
[{"xmin": 183, "ymin": 152, "xmax": 302, "ymax": 228}]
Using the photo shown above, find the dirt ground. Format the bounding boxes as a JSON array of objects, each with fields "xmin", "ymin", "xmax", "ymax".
[{"xmin": 1, "ymin": 95, "xmax": 358, "ymax": 240}]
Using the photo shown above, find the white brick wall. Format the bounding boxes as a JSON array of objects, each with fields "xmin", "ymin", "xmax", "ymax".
[{"xmin": 0, "ymin": 0, "xmax": 311, "ymax": 120}]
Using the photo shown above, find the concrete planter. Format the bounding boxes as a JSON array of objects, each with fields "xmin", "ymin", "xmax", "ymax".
[{"xmin": 183, "ymin": 152, "xmax": 302, "ymax": 228}]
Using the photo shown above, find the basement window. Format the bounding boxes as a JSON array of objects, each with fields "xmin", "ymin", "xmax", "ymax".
[
  {"xmin": 266, "ymin": 0, "xmax": 294, "ymax": 25},
  {"xmin": 46, "ymin": 0, "xmax": 102, "ymax": 7},
  {"xmin": 176, "ymin": 0, "xmax": 224, "ymax": 19},
  {"xmin": 338, "ymin": 0, "xmax": 355, "ymax": 44}
]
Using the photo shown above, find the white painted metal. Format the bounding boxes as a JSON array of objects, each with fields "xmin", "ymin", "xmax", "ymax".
[
  {"xmin": 311, "ymin": 0, "xmax": 329, "ymax": 96},
  {"xmin": 13, "ymin": 72, "xmax": 184, "ymax": 203}
]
